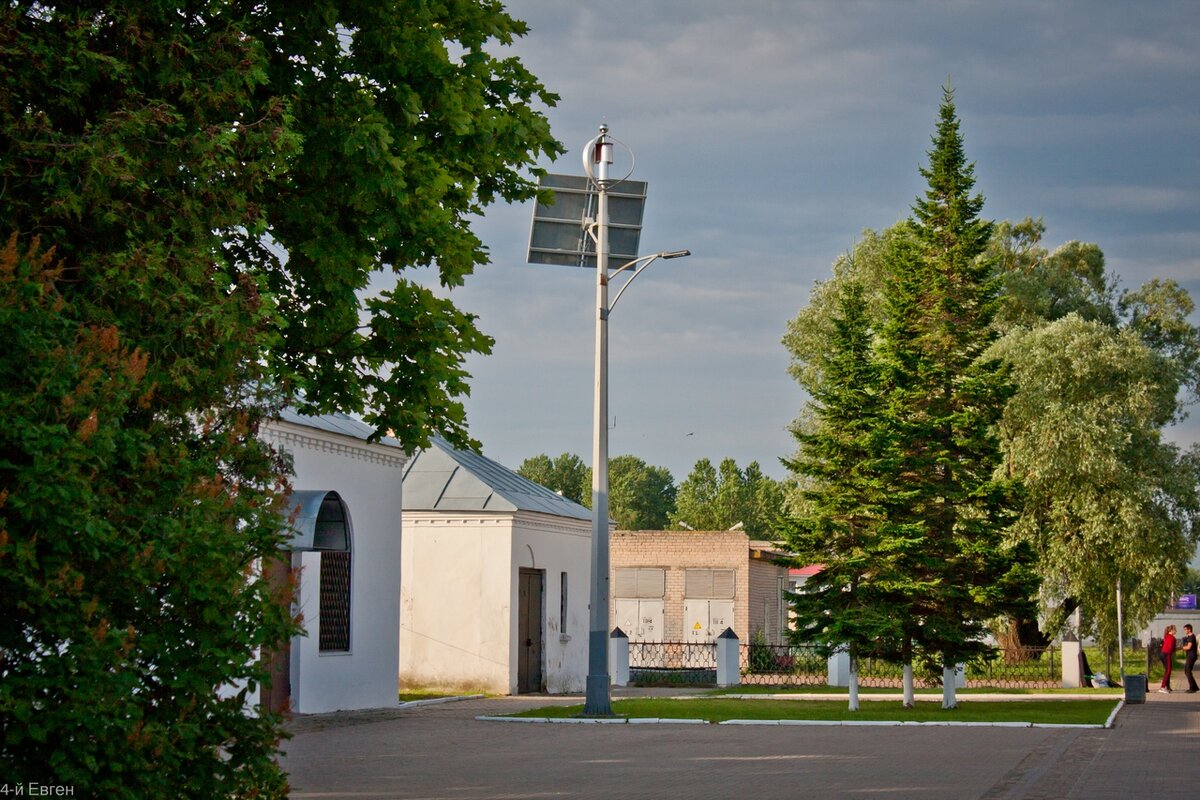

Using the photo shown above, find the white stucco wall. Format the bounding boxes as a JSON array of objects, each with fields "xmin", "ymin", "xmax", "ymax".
[
  {"xmin": 400, "ymin": 511, "xmax": 590, "ymax": 694},
  {"xmin": 265, "ymin": 420, "xmax": 406, "ymax": 713},
  {"xmin": 400, "ymin": 514, "xmax": 514, "ymax": 694},
  {"xmin": 512, "ymin": 514, "xmax": 590, "ymax": 694}
]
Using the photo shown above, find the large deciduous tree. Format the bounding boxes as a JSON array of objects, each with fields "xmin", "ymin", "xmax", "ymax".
[
  {"xmin": 989, "ymin": 317, "xmax": 1200, "ymax": 647},
  {"xmin": 517, "ymin": 453, "xmax": 590, "ymax": 506},
  {"xmin": 607, "ymin": 456, "xmax": 676, "ymax": 530},
  {"xmin": 0, "ymin": 2, "xmax": 559, "ymax": 796}
]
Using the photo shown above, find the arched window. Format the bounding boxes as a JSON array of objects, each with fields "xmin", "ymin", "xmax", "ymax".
[{"xmin": 284, "ymin": 490, "xmax": 353, "ymax": 653}]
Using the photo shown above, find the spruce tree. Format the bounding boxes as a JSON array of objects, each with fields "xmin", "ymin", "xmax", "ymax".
[
  {"xmin": 877, "ymin": 86, "xmax": 1035, "ymax": 704},
  {"xmin": 779, "ymin": 282, "xmax": 910, "ymax": 709}
]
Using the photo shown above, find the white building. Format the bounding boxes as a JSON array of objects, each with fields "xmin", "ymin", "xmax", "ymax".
[
  {"xmin": 261, "ymin": 410, "xmax": 407, "ymax": 714},
  {"xmin": 400, "ymin": 438, "xmax": 591, "ymax": 695}
]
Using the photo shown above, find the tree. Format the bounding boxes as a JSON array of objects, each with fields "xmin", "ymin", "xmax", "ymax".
[
  {"xmin": 236, "ymin": 0, "xmax": 562, "ymax": 451},
  {"xmin": 989, "ymin": 316, "xmax": 1200, "ymax": 648},
  {"xmin": 0, "ymin": 3, "xmax": 559, "ymax": 795},
  {"xmin": 778, "ymin": 282, "xmax": 914, "ymax": 710},
  {"xmin": 875, "ymin": 87, "xmax": 1034, "ymax": 706},
  {"xmin": 781, "ymin": 87, "xmax": 1037, "ymax": 708},
  {"xmin": 989, "ymin": 218, "xmax": 1117, "ymax": 332},
  {"xmin": 672, "ymin": 458, "xmax": 784, "ymax": 536},
  {"xmin": 516, "ymin": 453, "xmax": 589, "ymax": 505},
  {"xmin": 608, "ymin": 456, "xmax": 676, "ymax": 530}
]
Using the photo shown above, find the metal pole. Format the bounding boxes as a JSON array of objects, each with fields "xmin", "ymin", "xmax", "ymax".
[
  {"xmin": 584, "ymin": 125, "xmax": 613, "ymax": 716},
  {"xmin": 1117, "ymin": 579, "xmax": 1126, "ymax": 681}
]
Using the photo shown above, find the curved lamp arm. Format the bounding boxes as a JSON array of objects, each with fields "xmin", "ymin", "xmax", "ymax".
[{"xmin": 609, "ymin": 249, "xmax": 691, "ymax": 312}]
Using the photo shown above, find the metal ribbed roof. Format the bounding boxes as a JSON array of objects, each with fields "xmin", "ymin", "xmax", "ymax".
[
  {"xmin": 276, "ymin": 408, "xmax": 404, "ymax": 449},
  {"xmin": 402, "ymin": 436, "xmax": 592, "ymax": 521}
]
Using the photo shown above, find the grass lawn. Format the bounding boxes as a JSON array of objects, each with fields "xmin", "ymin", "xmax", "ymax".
[
  {"xmin": 509, "ymin": 697, "xmax": 1118, "ymax": 725},
  {"xmin": 709, "ymin": 685, "xmax": 1123, "ymax": 696}
]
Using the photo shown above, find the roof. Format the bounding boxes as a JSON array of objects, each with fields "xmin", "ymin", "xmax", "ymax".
[
  {"xmin": 402, "ymin": 436, "xmax": 592, "ymax": 521},
  {"xmin": 276, "ymin": 407, "xmax": 404, "ymax": 450}
]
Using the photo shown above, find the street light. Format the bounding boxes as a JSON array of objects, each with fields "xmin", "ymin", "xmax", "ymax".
[
  {"xmin": 581, "ymin": 125, "xmax": 690, "ymax": 716},
  {"xmin": 609, "ymin": 250, "xmax": 691, "ymax": 311}
]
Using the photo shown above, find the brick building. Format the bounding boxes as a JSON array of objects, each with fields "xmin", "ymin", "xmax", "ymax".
[{"xmin": 610, "ymin": 530, "xmax": 791, "ymax": 646}]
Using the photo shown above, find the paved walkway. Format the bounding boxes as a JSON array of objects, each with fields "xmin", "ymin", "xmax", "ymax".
[{"xmin": 280, "ymin": 688, "xmax": 1200, "ymax": 799}]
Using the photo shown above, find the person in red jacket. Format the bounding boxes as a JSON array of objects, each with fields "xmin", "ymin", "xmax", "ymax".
[{"xmin": 1159, "ymin": 625, "xmax": 1177, "ymax": 692}]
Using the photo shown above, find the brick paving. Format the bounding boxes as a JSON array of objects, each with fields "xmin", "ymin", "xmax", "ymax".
[{"xmin": 281, "ymin": 689, "xmax": 1200, "ymax": 799}]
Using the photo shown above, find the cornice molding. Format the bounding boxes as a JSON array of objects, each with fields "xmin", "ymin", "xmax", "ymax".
[{"xmin": 263, "ymin": 420, "xmax": 409, "ymax": 470}]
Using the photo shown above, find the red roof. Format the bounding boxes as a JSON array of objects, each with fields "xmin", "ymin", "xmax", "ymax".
[{"xmin": 789, "ymin": 564, "xmax": 824, "ymax": 578}]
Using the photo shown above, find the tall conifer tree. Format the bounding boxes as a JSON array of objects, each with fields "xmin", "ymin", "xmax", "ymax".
[
  {"xmin": 877, "ymin": 86, "xmax": 1034, "ymax": 704},
  {"xmin": 779, "ymin": 282, "xmax": 913, "ymax": 709}
]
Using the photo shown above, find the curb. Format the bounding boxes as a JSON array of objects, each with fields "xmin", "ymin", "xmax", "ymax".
[
  {"xmin": 401, "ymin": 694, "xmax": 485, "ymax": 709},
  {"xmin": 476, "ymin": 714, "xmax": 1116, "ymax": 728}
]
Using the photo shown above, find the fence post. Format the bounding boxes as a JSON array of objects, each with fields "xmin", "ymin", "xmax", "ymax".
[
  {"xmin": 609, "ymin": 627, "xmax": 629, "ymax": 687},
  {"xmin": 827, "ymin": 647, "xmax": 850, "ymax": 687},
  {"xmin": 1061, "ymin": 611, "xmax": 1083, "ymax": 688},
  {"xmin": 716, "ymin": 628, "xmax": 740, "ymax": 688}
]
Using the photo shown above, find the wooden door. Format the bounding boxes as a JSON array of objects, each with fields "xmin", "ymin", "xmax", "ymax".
[{"xmin": 518, "ymin": 569, "xmax": 544, "ymax": 693}]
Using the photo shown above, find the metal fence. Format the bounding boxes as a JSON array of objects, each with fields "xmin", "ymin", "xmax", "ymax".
[
  {"xmin": 628, "ymin": 641, "xmax": 717, "ymax": 686},
  {"xmin": 625, "ymin": 641, "xmax": 1063, "ymax": 689},
  {"xmin": 739, "ymin": 643, "xmax": 826, "ymax": 686}
]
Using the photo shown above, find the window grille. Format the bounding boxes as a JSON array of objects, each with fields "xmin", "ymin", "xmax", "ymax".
[{"xmin": 319, "ymin": 550, "xmax": 351, "ymax": 652}]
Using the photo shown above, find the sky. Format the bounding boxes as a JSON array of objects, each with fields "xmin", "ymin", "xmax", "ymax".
[{"xmin": 413, "ymin": 0, "xmax": 1200, "ymax": 482}]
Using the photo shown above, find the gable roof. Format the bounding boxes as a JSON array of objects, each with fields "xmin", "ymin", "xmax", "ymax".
[{"xmin": 402, "ymin": 436, "xmax": 592, "ymax": 521}]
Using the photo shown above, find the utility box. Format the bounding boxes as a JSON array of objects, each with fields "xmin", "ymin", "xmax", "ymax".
[{"xmin": 1124, "ymin": 674, "xmax": 1147, "ymax": 704}]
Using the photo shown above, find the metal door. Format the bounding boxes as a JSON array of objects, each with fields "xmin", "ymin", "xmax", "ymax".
[
  {"xmin": 685, "ymin": 599, "xmax": 735, "ymax": 642},
  {"xmin": 518, "ymin": 569, "xmax": 544, "ymax": 693},
  {"xmin": 614, "ymin": 598, "xmax": 664, "ymax": 642}
]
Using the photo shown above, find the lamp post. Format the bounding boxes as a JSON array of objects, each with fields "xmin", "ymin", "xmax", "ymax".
[{"xmin": 582, "ymin": 125, "xmax": 689, "ymax": 716}]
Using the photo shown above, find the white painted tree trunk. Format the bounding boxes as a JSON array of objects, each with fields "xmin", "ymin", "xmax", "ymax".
[
  {"xmin": 848, "ymin": 657, "xmax": 860, "ymax": 711},
  {"xmin": 902, "ymin": 663, "xmax": 915, "ymax": 708},
  {"xmin": 942, "ymin": 663, "xmax": 958, "ymax": 709}
]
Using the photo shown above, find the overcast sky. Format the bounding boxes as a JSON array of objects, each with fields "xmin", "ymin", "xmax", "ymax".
[{"xmin": 412, "ymin": 0, "xmax": 1200, "ymax": 482}]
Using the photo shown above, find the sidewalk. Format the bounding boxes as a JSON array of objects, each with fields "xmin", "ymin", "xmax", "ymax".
[{"xmin": 281, "ymin": 688, "xmax": 1200, "ymax": 799}]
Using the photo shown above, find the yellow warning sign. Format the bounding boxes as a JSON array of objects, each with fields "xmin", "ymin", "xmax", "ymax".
[{"xmin": 693, "ymin": 622, "xmax": 702, "ymax": 630}]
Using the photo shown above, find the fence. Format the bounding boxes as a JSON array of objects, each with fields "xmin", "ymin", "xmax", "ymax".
[
  {"xmin": 622, "ymin": 639, "xmax": 1063, "ymax": 689},
  {"xmin": 628, "ymin": 641, "xmax": 717, "ymax": 686}
]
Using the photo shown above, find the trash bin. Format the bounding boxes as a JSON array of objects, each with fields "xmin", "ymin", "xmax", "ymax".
[{"xmin": 1124, "ymin": 674, "xmax": 1146, "ymax": 704}]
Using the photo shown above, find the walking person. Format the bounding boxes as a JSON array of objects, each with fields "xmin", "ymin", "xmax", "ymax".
[
  {"xmin": 1182, "ymin": 624, "xmax": 1198, "ymax": 693},
  {"xmin": 1158, "ymin": 624, "xmax": 1177, "ymax": 693}
]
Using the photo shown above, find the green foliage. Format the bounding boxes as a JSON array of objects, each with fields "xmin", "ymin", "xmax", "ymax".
[
  {"xmin": 517, "ymin": 453, "xmax": 676, "ymax": 529},
  {"xmin": 236, "ymin": 0, "xmax": 563, "ymax": 452},
  {"xmin": 608, "ymin": 456, "xmax": 676, "ymax": 530},
  {"xmin": 780, "ymin": 86, "xmax": 1038, "ymax": 676},
  {"xmin": 779, "ymin": 282, "xmax": 912, "ymax": 663},
  {"xmin": 0, "ymin": 2, "xmax": 559, "ymax": 795},
  {"xmin": 672, "ymin": 458, "xmax": 785, "ymax": 536},
  {"xmin": 517, "ymin": 453, "xmax": 590, "ymax": 505},
  {"xmin": 988, "ymin": 318, "xmax": 1200, "ymax": 646},
  {"xmin": 0, "ymin": 229, "xmax": 295, "ymax": 793},
  {"xmin": 781, "ymin": 93, "xmax": 1200, "ymax": 661}
]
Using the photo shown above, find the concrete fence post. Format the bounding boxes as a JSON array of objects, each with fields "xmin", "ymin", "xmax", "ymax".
[
  {"xmin": 827, "ymin": 648, "xmax": 850, "ymax": 687},
  {"xmin": 716, "ymin": 628, "xmax": 740, "ymax": 688},
  {"xmin": 609, "ymin": 627, "xmax": 629, "ymax": 687},
  {"xmin": 1062, "ymin": 607, "xmax": 1083, "ymax": 688}
]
